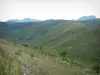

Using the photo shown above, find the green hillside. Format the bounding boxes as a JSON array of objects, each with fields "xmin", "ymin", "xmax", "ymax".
[
  {"xmin": 0, "ymin": 19, "xmax": 100, "ymax": 74},
  {"xmin": 0, "ymin": 22, "xmax": 8, "ymax": 38},
  {"xmin": 7, "ymin": 20, "xmax": 100, "ymax": 63},
  {"xmin": 7, "ymin": 20, "xmax": 67, "ymax": 42}
]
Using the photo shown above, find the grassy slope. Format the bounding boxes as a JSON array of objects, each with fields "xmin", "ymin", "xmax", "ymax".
[
  {"xmin": 0, "ymin": 39, "xmax": 93, "ymax": 75},
  {"xmin": 7, "ymin": 20, "xmax": 67, "ymax": 42},
  {"xmin": 26, "ymin": 21, "xmax": 94, "ymax": 64},
  {"xmin": 6, "ymin": 19, "xmax": 100, "ymax": 73}
]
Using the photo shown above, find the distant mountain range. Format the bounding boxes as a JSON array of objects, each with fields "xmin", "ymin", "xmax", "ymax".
[
  {"xmin": 6, "ymin": 18, "xmax": 41, "ymax": 22},
  {"xmin": 5, "ymin": 15, "xmax": 97, "ymax": 22},
  {"xmin": 78, "ymin": 15, "xmax": 96, "ymax": 20}
]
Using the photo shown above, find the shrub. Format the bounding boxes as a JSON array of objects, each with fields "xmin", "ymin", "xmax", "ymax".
[
  {"xmin": 23, "ymin": 44, "xmax": 28, "ymax": 47},
  {"xmin": 30, "ymin": 53, "xmax": 34, "ymax": 57},
  {"xmin": 59, "ymin": 51, "xmax": 67, "ymax": 57},
  {"xmin": 92, "ymin": 63, "xmax": 100, "ymax": 73},
  {"xmin": 34, "ymin": 45, "xmax": 38, "ymax": 49},
  {"xmin": 14, "ymin": 44, "xmax": 16, "ymax": 46}
]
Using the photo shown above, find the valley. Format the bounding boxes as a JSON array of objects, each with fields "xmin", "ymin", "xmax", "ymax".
[{"xmin": 0, "ymin": 18, "xmax": 100, "ymax": 75}]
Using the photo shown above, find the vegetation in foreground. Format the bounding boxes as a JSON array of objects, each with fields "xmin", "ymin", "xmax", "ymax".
[{"xmin": 0, "ymin": 39, "xmax": 99, "ymax": 75}]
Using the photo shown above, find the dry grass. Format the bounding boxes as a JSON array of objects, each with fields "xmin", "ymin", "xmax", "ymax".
[{"xmin": 0, "ymin": 39, "xmax": 93, "ymax": 75}]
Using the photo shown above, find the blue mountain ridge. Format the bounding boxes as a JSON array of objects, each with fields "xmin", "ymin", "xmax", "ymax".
[
  {"xmin": 78, "ymin": 15, "xmax": 96, "ymax": 20},
  {"xmin": 7, "ymin": 18, "xmax": 41, "ymax": 22}
]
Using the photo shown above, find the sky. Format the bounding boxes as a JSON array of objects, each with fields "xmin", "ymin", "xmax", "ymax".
[{"xmin": 0, "ymin": 0, "xmax": 100, "ymax": 21}]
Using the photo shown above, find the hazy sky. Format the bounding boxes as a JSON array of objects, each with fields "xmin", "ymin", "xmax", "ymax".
[{"xmin": 0, "ymin": 0, "xmax": 100, "ymax": 21}]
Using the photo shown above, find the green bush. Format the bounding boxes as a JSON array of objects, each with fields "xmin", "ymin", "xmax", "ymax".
[
  {"xmin": 30, "ymin": 53, "xmax": 34, "ymax": 57},
  {"xmin": 34, "ymin": 45, "xmax": 38, "ymax": 49},
  {"xmin": 23, "ymin": 44, "xmax": 28, "ymax": 47},
  {"xmin": 59, "ymin": 51, "xmax": 67, "ymax": 57},
  {"xmin": 92, "ymin": 63, "xmax": 100, "ymax": 73}
]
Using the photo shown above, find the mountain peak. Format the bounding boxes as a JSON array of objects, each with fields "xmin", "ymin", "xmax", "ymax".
[
  {"xmin": 6, "ymin": 18, "xmax": 41, "ymax": 22},
  {"xmin": 78, "ymin": 15, "xmax": 96, "ymax": 21}
]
